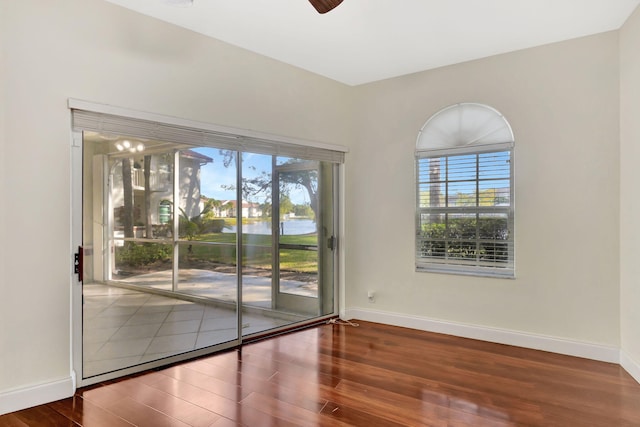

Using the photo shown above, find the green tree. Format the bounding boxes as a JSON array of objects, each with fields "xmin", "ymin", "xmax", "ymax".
[
  {"xmin": 455, "ymin": 192, "xmax": 475, "ymax": 206},
  {"xmin": 201, "ymin": 197, "xmax": 222, "ymax": 220},
  {"xmin": 260, "ymin": 202, "xmax": 271, "ymax": 218},
  {"xmin": 279, "ymin": 194, "xmax": 294, "ymax": 219},
  {"xmin": 293, "ymin": 203, "xmax": 314, "ymax": 218},
  {"xmin": 219, "ymin": 150, "xmax": 320, "ymax": 225},
  {"xmin": 178, "ymin": 203, "xmax": 213, "ymax": 240}
]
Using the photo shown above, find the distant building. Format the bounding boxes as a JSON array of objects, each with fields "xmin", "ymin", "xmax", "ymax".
[
  {"xmin": 216, "ymin": 200, "xmax": 263, "ymax": 218},
  {"xmin": 111, "ymin": 149, "xmax": 213, "ymax": 228}
]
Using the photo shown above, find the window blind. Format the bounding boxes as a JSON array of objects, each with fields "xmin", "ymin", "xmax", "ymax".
[
  {"xmin": 71, "ymin": 107, "xmax": 345, "ymax": 164},
  {"xmin": 416, "ymin": 149, "xmax": 514, "ymax": 277}
]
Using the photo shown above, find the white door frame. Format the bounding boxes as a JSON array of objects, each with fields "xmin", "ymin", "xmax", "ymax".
[{"xmin": 70, "ymin": 130, "xmax": 83, "ymax": 390}]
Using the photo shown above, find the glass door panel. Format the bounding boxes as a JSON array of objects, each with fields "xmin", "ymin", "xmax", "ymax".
[
  {"xmin": 239, "ymin": 153, "xmax": 283, "ymax": 334},
  {"xmin": 175, "ymin": 147, "xmax": 238, "ymax": 305},
  {"xmin": 81, "ymin": 133, "xmax": 240, "ymax": 381},
  {"xmin": 80, "ymin": 130, "xmax": 338, "ymax": 382},
  {"xmin": 108, "ymin": 150, "xmax": 175, "ymax": 284}
]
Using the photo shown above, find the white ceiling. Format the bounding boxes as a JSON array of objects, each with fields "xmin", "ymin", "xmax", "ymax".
[{"xmin": 103, "ymin": 0, "xmax": 640, "ymax": 86}]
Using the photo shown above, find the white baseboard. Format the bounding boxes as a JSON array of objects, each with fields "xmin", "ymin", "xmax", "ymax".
[
  {"xmin": 0, "ymin": 376, "xmax": 75, "ymax": 416},
  {"xmin": 621, "ymin": 350, "xmax": 640, "ymax": 384},
  {"xmin": 344, "ymin": 307, "xmax": 620, "ymax": 364}
]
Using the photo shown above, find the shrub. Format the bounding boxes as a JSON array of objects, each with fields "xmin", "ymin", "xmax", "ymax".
[
  {"xmin": 420, "ymin": 217, "xmax": 509, "ymax": 262},
  {"xmin": 116, "ymin": 242, "xmax": 172, "ymax": 266},
  {"xmin": 202, "ymin": 218, "xmax": 226, "ymax": 233}
]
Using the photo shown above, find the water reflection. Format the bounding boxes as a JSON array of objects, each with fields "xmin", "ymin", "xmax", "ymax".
[{"xmin": 224, "ymin": 218, "xmax": 316, "ymax": 235}]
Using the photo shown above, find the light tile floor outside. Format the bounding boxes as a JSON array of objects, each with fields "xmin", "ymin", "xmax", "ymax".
[
  {"xmin": 82, "ymin": 282, "xmax": 294, "ymax": 378},
  {"xmin": 118, "ymin": 268, "xmax": 317, "ymax": 308}
]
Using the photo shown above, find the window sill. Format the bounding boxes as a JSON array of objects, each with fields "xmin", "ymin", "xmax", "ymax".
[{"xmin": 416, "ymin": 265, "xmax": 515, "ymax": 279}]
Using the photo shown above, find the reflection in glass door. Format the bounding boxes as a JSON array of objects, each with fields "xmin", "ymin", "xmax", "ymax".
[
  {"xmin": 80, "ymin": 130, "xmax": 338, "ymax": 383},
  {"xmin": 82, "ymin": 136, "xmax": 242, "ymax": 381}
]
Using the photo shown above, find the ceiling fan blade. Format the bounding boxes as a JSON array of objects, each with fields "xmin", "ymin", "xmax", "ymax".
[{"xmin": 308, "ymin": 0, "xmax": 343, "ymax": 14}]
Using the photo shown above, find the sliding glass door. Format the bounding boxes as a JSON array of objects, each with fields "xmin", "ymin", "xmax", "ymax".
[{"xmin": 77, "ymin": 123, "xmax": 340, "ymax": 384}]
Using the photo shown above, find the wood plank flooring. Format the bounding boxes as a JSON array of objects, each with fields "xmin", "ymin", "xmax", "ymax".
[{"xmin": 3, "ymin": 320, "xmax": 640, "ymax": 426}]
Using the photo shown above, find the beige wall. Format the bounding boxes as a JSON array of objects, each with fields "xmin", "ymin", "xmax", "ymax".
[
  {"xmin": 620, "ymin": 6, "xmax": 640, "ymax": 369},
  {"xmin": 0, "ymin": 0, "xmax": 7, "ymax": 394},
  {"xmin": 0, "ymin": 0, "xmax": 352, "ymax": 394},
  {"xmin": 348, "ymin": 32, "xmax": 621, "ymax": 345}
]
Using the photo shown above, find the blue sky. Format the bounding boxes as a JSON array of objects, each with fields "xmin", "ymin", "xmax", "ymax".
[
  {"xmin": 420, "ymin": 151, "xmax": 510, "ymax": 193},
  {"xmin": 194, "ymin": 148, "xmax": 310, "ymax": 205}
]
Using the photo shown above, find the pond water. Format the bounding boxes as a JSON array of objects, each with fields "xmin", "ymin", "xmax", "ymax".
[{"xmin": 223, "ymin": 218, "xmax": 316, "ymax": 235}]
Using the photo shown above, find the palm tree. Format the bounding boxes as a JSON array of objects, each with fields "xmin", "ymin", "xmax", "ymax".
[{"xmin": 429, "ymin": 158, "xmax": 442, "ymax": 223}]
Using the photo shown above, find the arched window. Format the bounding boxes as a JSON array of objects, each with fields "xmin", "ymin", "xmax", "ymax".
[{"xmin": 415, "ymin": 103, "xmax": 514, "ymax": 277}]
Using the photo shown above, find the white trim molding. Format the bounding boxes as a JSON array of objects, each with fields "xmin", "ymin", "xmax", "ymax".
[
  {"xmin": 621, "ymin": 350, "xmax": 640, "ymax": 384},
  {"xmin": 0, "ymin": 376, "xmax": 75, "ymax": 416},
  {"xmin": 344, "ymin": 307, "xmax": 620, "ymax": 364}
]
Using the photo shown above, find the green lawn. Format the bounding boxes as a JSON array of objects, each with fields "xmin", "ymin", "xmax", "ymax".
[{"xmin": 182, "ymin": 232, "xmax": 318, "ymax": 272}]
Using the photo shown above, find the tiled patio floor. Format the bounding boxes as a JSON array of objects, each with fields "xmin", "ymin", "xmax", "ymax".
[
  {"xmin": 118, "ymin": 268, "xmax": 317, "ymax": 308},
  {"xmin": 82, "ymin": 271, "xmax": 310, "ymax": 378}
]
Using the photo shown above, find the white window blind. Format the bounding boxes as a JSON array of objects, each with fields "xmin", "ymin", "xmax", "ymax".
[
  {"xmin": 415, "ymin": 103, "xmax": 514, "ymax": 278},
  {"xmin": 416, "ymin": 150, "xmax": 514, "ymax": 277}
]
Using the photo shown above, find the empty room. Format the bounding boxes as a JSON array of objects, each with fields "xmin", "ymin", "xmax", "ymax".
[{"xmin": 2, "ymin": 0, "xmax": 640, "ymax": 425}]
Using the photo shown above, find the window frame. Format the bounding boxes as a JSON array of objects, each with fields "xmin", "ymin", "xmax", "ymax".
[
  {"xmin": 415, "ymin": 146, "xmax": 514, "ymax": 278},
  {"xmin": 415, "ymin": 103, "xmax": 515, "ymax": 278}
]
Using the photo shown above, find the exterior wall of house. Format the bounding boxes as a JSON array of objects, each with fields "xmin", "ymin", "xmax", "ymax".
[
  {"xmin": 143, "ymin": 154, "xmax": 173, "ymax": 226},
  {"xmin": 110, "ymin": 154, "xmax": 175, "ymax": 230},
  {"xmin": 620, "ymin": 5, "xmax": 640, "ymax": 379},
  {"xmin": 0, "ymin": 0, "xmax": 352, "ymax": 412},
  {"xmin": 348, "ymin": 31, "xmax": 621, "ymax": 349}
]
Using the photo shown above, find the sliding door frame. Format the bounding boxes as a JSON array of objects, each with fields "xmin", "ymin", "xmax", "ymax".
[{"xmin": 69, "ymin": 99, "xmax": 346, "ymax": 387}]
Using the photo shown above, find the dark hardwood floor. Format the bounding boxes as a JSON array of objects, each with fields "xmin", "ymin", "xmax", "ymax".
[{"xmin": 3, "ymin": 320, "xmax": 640, "ymax": 426}]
